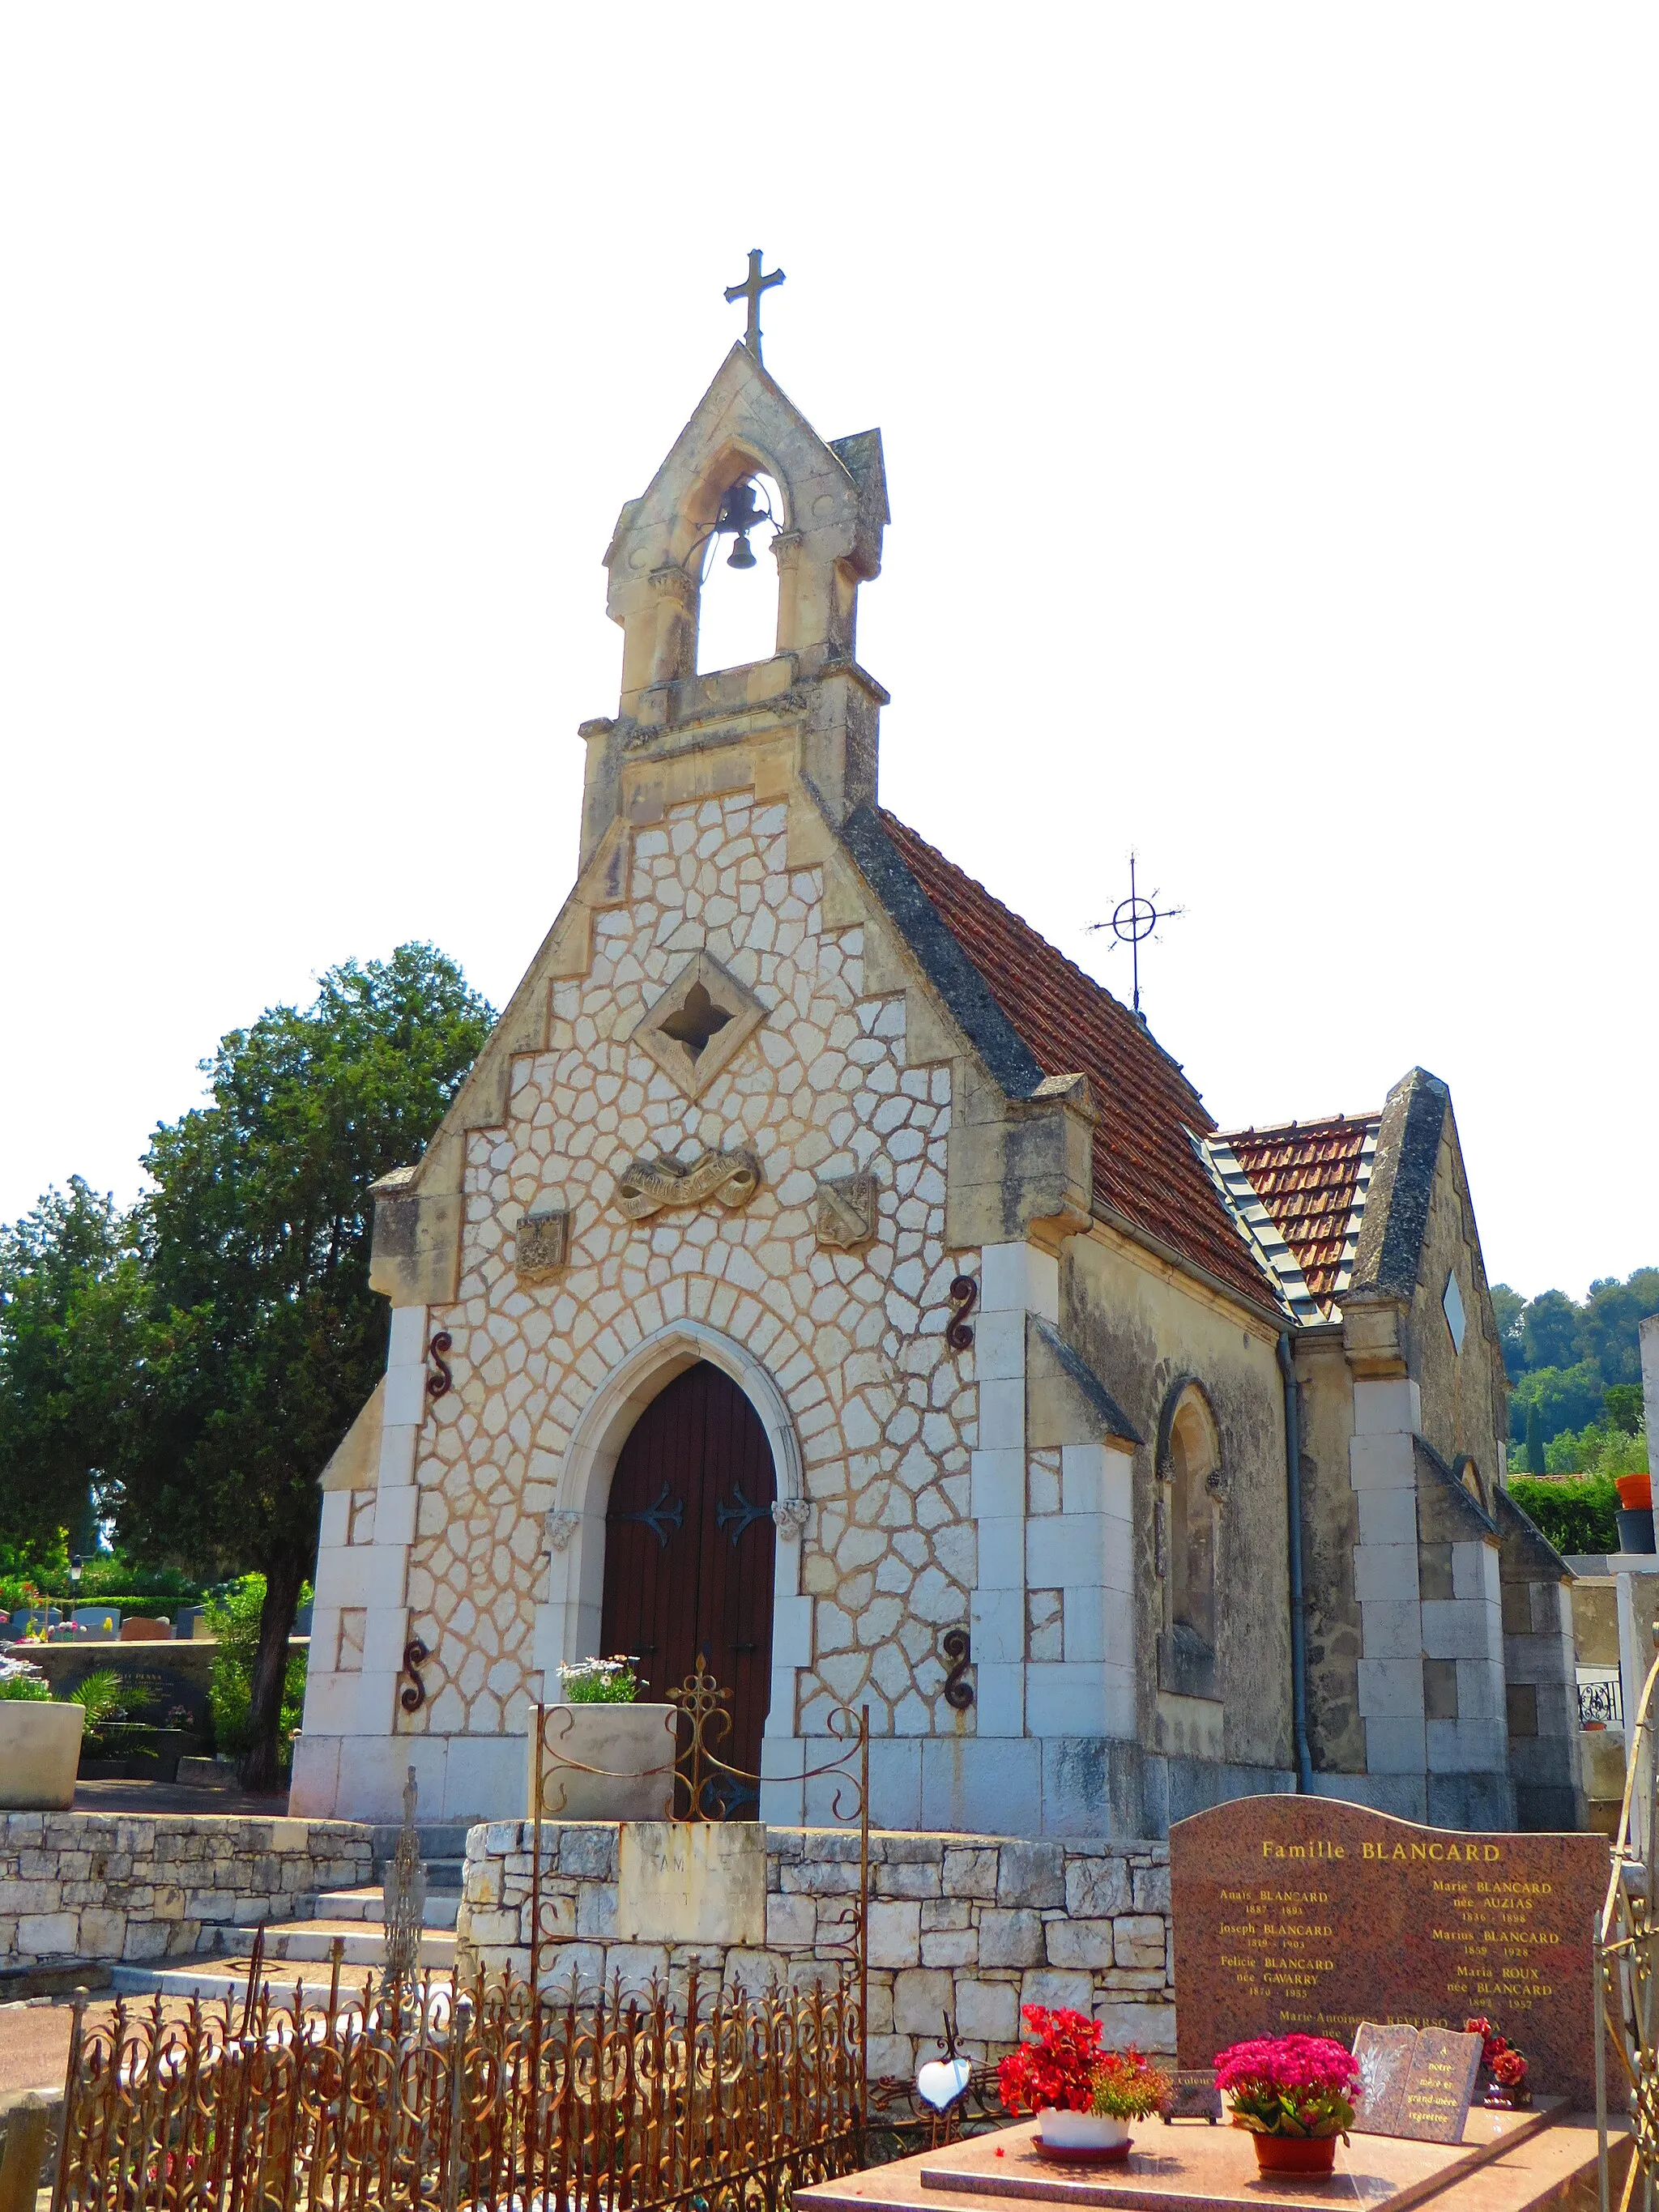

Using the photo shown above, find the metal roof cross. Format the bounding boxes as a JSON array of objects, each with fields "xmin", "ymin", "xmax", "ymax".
[{"xmin": 724, "ymin": 249, "xmax": 785, "ymax": 367}]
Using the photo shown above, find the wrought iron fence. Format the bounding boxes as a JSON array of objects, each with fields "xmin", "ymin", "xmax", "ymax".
[
  {"xmin": 1581, "ymin": 1674, "xmax": 1624, "ymax": 1728},
  {"xmin": 52, "ymin": 1963, "xmax": 864, "ymax": 2212},
  {"xmin": 529, "ymin": 1660, "xmax": 871, "ymax": 2087}
]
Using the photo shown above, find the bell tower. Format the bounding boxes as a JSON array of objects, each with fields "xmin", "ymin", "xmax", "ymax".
[{"xmin": 577, "ymin": 260, "xmax": 889, "ymax": 865}]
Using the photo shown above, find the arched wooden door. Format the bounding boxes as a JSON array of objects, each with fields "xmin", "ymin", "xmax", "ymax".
[{"xmin": 599, "ymin": 1362, "xmax": 777, "ymax": 1813}]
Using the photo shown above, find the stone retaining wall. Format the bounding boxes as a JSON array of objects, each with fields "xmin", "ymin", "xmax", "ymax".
[
  {"xmin": 0, "ymin": 1813, "xmax": 373, "ymax": 1968},
  {"xmin": 457, "ymin": 1824, "xmax": 1174, "ymax": 2078}
]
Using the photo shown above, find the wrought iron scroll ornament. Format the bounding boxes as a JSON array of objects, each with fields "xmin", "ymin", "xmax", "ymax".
[
  {"xmin": 425, "ymin": 1329, "xmax": 454, "ymax": 1399},
  {"xmin": 942, "ymin": 1626, "xmax": 975, "ymax": 1711},
  {"xmin": 399, "ymin": 1638, "xmax": 429, "ymax": 1713},
  {"xmin": 945, "ymin": 1275, "xmax": 978, "ymax": 1352}
]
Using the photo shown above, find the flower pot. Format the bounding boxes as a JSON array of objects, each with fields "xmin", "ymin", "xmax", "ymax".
[
  {"xmin": 1616, "ymin": 1473, "xmax": 1653, "ymax": 1512},
  {"xmin": 1247, "ymin": 2132, "xmax": 1338, "ymax": 2177},
  {"xmin": 1616, "ymin": 1508, "xmax": 1655, "ymax": 1556},
  {"xmin": 1034, "ymin": 2110, "xmax": 1132, "ymax": 2163},
  {"xmin": 528, "ymin": 1703, "xmax": 678, "ymax": 1821},
  {"xmin": 0, "ymin": 1701, "xmax": 84, "ymax": 1809}
]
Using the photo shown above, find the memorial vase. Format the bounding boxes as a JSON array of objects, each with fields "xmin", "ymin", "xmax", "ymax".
[
  {"xmin": 1034, "ymin": 2111, "xmax": 1132, "ymax": 2162},
  {"xmin": 1247, "ymin": 2132, "xmax": 1338, "ymax": 2177}
]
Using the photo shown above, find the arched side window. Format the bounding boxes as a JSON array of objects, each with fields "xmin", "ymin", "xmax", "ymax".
[{"xmin": 1156, "ymin": 1380, "xmax": 1223, "ymax": 1701}]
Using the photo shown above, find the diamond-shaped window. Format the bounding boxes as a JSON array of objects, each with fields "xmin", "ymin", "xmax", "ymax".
[
  {"xmin": 1443, "ymin": 1269, "xmax": 1466, "ymax": 1354},
  {"xmin": 629, "ymin": 952, "xmax": 767, "ymax": 1101}
]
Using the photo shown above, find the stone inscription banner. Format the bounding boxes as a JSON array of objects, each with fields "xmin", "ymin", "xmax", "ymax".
[{"xmin": 1170, "ymin": 1796, "xmax": 1608, "ymax": 2111}]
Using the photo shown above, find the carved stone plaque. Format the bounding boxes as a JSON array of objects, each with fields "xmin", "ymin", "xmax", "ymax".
[
  {"xmin": 614, "ymin": 1148, "xmax": 761, "ymax": 1221},
  {"xmin": 515, "ymin": 1207, "xmax": 569, "ymax": 1283},
  {"xmin": 815, "ymin": 1172, "xmax": 876, "ymax": 1249}
]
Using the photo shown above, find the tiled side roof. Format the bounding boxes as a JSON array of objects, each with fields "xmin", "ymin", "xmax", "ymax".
[
  {"xmin": 872, "ymin": 812, "xmax": 1277, "ymax": 1313},
  {"xmin": 1222, "ymin": 1115, "xmax": 1379, "ymax": 1312}
]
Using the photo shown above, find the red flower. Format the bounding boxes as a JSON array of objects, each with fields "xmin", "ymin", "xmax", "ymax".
[{"xmin": 998, "ymin": 2005, "xmax": 1107, "ymax": 2116}]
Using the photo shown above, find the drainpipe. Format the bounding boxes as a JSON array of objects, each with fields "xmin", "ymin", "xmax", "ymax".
[{"xmin": 1278, "ymin": 1330, "xmax": 1315, "ymax": 1792}]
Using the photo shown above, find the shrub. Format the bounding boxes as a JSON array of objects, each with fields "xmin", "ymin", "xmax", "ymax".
[
  {"xmin": 556, "ymin": 1655, "xmax": 639, "ymax": 1705},
  {"xmin": 1509, "ymin": 1473, "xmax": 1618, "ymax": 1555},
  {"xmin": 204, "ymin": 1575, "xmax": 307, "ymax": 1768}
]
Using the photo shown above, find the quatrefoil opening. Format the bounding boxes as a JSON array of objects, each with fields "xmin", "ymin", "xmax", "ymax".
[{"xmin": 630, "ymin": 951, "xmax": 767, "ymax": 1101}]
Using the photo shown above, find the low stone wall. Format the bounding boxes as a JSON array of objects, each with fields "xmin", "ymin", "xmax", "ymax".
[
  {"xmin": 457, "ymin": 1824, "xmax": 1174, "ymax": 2078},
  {"xmin": 0, "ymin": 1813, "xmax": 373, "ymax": 1968},
  {"xmin": 14, "ymin": 1639, "xmax": 309, "ymax": 1734}
]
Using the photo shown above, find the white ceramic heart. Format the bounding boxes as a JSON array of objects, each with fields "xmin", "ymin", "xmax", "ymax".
[{"xmin": 916, "ymin": 2057, "xmax": 972, "ymax": 2111}]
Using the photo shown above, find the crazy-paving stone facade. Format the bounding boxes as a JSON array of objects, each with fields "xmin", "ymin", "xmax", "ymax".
[
  {"xmin": 292, "ymin": 337, "xmax": 1584, "ymax": 1838},
  {"xmin": 0, "ymin": 1813, "xmax": 373, "ymax": 1970},
  {"xmin": 454, "ymin": 1823, "xmax": 1175, "ymax": 2078}
]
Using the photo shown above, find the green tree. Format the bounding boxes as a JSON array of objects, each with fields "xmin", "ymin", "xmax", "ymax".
[
  {"xmin": 1580, "ymin": 1272, "xmax": 1659, "ymax": 1389},
  {"xmin": 110, "ymin": 944, "xmax": 493, "ymax": 1790},
  {"xmin": 1489, "ymin": 1284, "xmax": 1526, "ymax": 1382},
  {"xmin": 1521, "ymin": 1289, "xmax": 1582, "ymax": 1372},
  {"xmin": 0, "ymin": 1179, "xmax": 143, "ymax": 1555},
  {"xmin": 1509, "ymin": 1360, "xmax": 1606, "ymax": 1449},
  {"xmin": 1606, "ymin": 1384, "xmax": 1645, "ymax": 1436},
  {"xmin": 1524, "ymin": 1400, "xmax": 1546, "ymax": 1477}
]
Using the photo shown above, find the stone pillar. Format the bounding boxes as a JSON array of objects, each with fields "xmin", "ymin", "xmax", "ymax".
[{"xmin": 1350, "ymin": 1376, "xmax": 1427, "ymax": 1819}]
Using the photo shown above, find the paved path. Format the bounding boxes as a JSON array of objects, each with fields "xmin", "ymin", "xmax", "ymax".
[{"xmin": 71, "ymin": 1779, "xmax": 290, "ymax": 1817}]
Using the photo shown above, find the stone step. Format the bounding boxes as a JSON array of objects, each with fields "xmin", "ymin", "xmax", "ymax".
[
  {"xmin": 112, "ymin": 1956, "xmax": 447, "ymax": 2006},
  {"xmin": 311, "ymin": 1887, "xmax": 459, "ymax": 1930},
  {"xmin": 255, "ymin": 1918, "xmax": 457, "ymax": 1968}
]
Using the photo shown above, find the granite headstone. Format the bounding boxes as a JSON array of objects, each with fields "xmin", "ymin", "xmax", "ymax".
[{"xmin": 1171, "ymin": 1796, "xmax": 1607, "ymax": 2109}]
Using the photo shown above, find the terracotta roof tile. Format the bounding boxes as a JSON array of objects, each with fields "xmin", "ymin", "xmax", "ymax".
[
  {"xmin": 876, "ymin": 812, "xmax": 1276, "ymax": 1313},
  {"xmin": 1222, "ymin": 1115, "xmax": 1378, "ymax": 1310}
]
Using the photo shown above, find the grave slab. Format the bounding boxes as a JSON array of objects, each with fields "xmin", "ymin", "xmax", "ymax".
[
  {"xmin": 1168, "ymin": 1796, "xmax": 1606, "ymax": 2108},
  {"xmin": 799, "ymin": 2108, "xmax": 1619, "ymax": 2212}
]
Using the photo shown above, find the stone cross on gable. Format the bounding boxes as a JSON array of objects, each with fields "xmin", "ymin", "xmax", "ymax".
[{"xmin": 724, "ymin": 249, "xmax": 784, "ymax": 366}]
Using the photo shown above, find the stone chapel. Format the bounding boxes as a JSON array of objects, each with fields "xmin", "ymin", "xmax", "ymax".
[{"xmin": 291, "ymin": 326, "xmax": 1584, "ymax": 1840}]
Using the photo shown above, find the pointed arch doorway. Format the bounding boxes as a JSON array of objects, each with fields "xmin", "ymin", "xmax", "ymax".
[{"xmin": 599, "ymin": 1362, "xmax": 777, "ymax": 1813}]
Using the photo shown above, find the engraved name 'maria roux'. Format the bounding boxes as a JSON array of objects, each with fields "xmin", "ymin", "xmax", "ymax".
[{"xmin": 1171, "ymin": 1795, "xmax": 1608, "ymax": 2112}]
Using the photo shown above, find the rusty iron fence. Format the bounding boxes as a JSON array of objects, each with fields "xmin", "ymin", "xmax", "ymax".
[
  {"xmin": 52, "ymin": 1962, "xmax": 864, "ymax": 2212},
  {"xmin": 1597, "ymin": 1626, "xmax": 1659, "ymax": 2212},
  {"xmin": 530, "ymin": 1660, "xmax": 871, "ymax": 2086}
]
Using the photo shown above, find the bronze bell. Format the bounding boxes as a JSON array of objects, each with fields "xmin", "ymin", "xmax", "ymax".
[
  {"xmin": 727, "ymin": 533, "xmax": 757, "ymax": 570},
  {"xmin": 718, "ymin": 476, "xmax": 766, "ymax": 569}
]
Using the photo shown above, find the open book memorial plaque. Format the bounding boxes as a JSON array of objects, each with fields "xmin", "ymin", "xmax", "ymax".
[{"xmin": 1351, "ymin": 2023, "xmax": 1483, "ymax": 2143}]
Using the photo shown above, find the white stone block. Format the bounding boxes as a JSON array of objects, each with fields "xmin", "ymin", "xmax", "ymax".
[
  {"xmin": 443, "ymin": 1733, "xmax": 526, "ymax": 1822},
  {"xmin": 1427, "ymin": 1716, "xmax": 1508, "ymax": 1773},
  {"xmin": 976, "ymin": 1519, "xmax": 1025, "ymax": 1590},
  {"xmin": 1422, "ymin": 1599, "xmax": 1491, "ymax": 1660},
  {"xmin": 1063, "ymin": 1589, "xmax": 1106, "ymax": 1664},
  {"xmin": 288, "ymin": 1733, "xmax": 341, "ymax": 1816},
  {"xmin": 1361, "ymin": 1599, "xmax": 1424, "ymax": 1660},
  {"xmin": 975, "ymin": 1661, "xmax": 1025, "ymax": 1736},
  {"xmin": 378, "ymin": 1422, "xmax": 419, "ymax": 1489},
  {"xmin": 1102, "ymin": 1668, "xmax": 1136, "ymax": 1738},
  {"xmin": 1452, "ymin": 1542, "xmax": 1497, "ymax": 1600},
  {"xmin": 970, "ymin": 1450, "xmax": 1026, "ymax": 1519},
  {"xmin": 1059, "ymin": 1444, "xmax": 1106, "ymax": 1517},
  {"xmin": 980, "ymin": 1242, "xmax": 1058, "ymax": 1321},
  {"xmin": 1356, "ymin": 1489, "xmax": 1417, "ymax": 1548},
  {"xmin": 329, "ymin": 1731, "xmax": 449, "ymax": 1822},
  {"xmin": 1454, "ymin": 1659, "xmax": 1508, "ymax": 1720},
  {"xmin": 1034, "ymin": 1515, "xmax": 1111, "ymax": 1592},
  {"xmin": 299, "ymin": 1669, "xmax": 360, "ymax": 1734},
  {"xmin": 1349, "ymin": 1432, "xmax": 1418, "ymax": 1490},
  {"xmin": 974, "ymin": 1309, "xmax": 1025, "ymax": 1382},
  {"xmin": 383, "ymin": 1363, "xmax": 429, "ymax": 1429},
  {"xmin": 1354, "ymin": 1545, "xmax": 1420, "ymax": 1602},
  {"xmin": 772, "ymin": 1594, "xmax": 812, "ymax": 1668},
  {"xmin": 919, "ymin": 1733, "xmax": 1041, "ymax": 1833},
  {"xmin": 1026, "ymin": 1664, "xmax": 1103, "ymax": 1736},
  {"xmin": 1364, "ymin": 1715, "xmax": 1427, "ymax": 1775},
  {"xmin": 970, "ymin": 1588, "xmax": 1026, "ymax": 1664},
  {"xmin": 978, "ymin": 1379, "xmax": 1025, "ymax": 1452},
  {"xmin": 373, "ymin": 1485, "xmax": 418, "ymax": 1548},
  {"xmin": 319, "ymin": 1492, "xmax": 350, "ymax": 1548},
  {"xmin": 387, "ymin": 1305, "xmax": 429, "ymax": 1366},
  {"xmin": 867, "ymin": 1739, "xmax": 923, "ymax": 1829},
  {"xmin": 1356, "ymin": 1657, "xmax": 1426, "ymax": 1719},
  {"xmin": 617, "ymin": 1822, "xmax": 766, "ymax": 1946},
  {"xmin": 362, "ymin": 1605, "xmax": 412, "ymax": 1674},
  {"xmin": 1353, "ymin": 1379, "xmax": 1422, "ymax": 1435}
]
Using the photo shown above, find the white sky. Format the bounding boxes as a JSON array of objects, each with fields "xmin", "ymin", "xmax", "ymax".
[{"xmin": 2, "ymin": 7, "xmax": 1653, "ymax": 1303}]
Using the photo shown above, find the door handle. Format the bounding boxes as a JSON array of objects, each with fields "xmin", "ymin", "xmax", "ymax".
[{"xmin": 734, "ymin": 1643, "xmax": 760, "ymax": 1654}]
